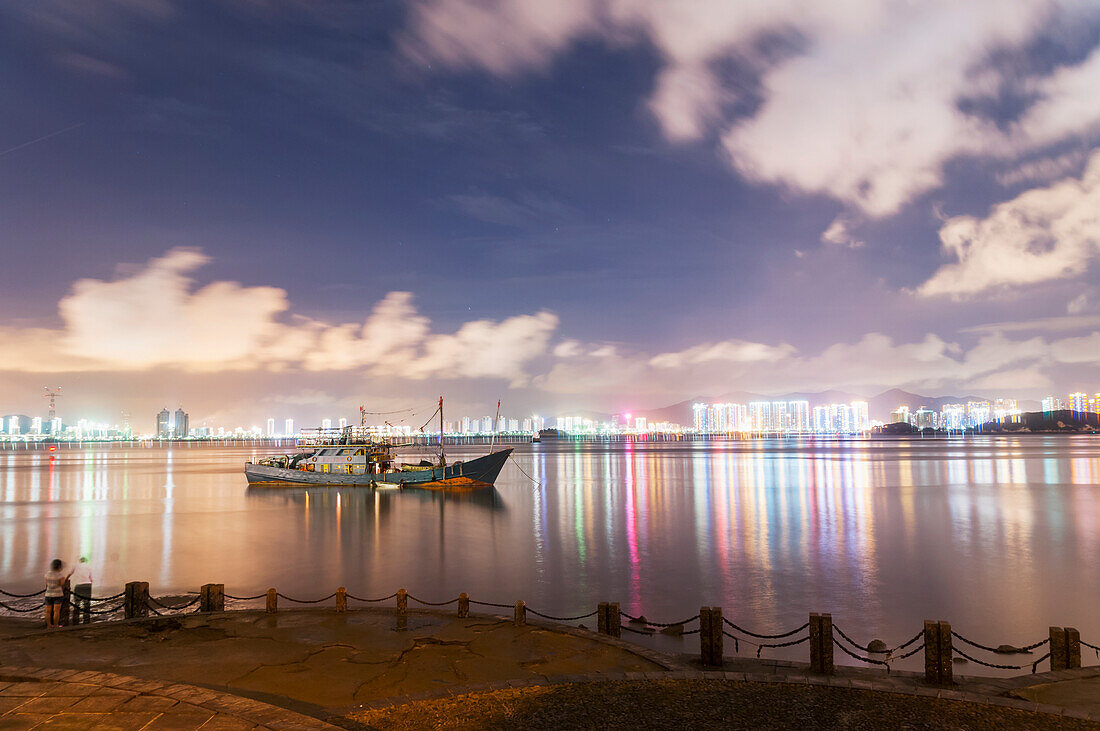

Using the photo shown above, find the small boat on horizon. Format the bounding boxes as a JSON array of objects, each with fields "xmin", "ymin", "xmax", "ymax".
[{"xmin": 245, "ymin": 398, "xmax": 512, "ymax": 489}]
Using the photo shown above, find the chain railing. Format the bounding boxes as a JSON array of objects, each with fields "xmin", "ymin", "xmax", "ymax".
[{"xmin": 2, "ymin": 580, "xmax": 1096, "ymax": 684}]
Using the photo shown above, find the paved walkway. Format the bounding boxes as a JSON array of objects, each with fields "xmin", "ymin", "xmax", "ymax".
[
  {"xmin": 0, "ymin": 666, "xmax": 338, "ymax": 729},
  {"xmin": 2, "ymin": 609, "xmax": 1100, "ymax": 728}
]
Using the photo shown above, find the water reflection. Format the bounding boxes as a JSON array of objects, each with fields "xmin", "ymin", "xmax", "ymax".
[{"xmin": 2, "ymin": 438, "xmax": 1100, "ymax": 669}]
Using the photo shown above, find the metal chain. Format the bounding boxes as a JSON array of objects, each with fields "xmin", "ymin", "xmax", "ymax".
[
  {"xmin": 346, "ymin": 592, "xmax": 399, "ymax": 603},
  {"xmin": 526, "ymin": 608, "xmax": 599, "ymax": 622},
  {"xmin": 276, "ymin": 592, "xmax": 338, "ymax": 604},
  {"xmin": 146, "ymin": 595, "xmax": 201, "ymax": 610},
  {"xmin": 468, "ymin": 599, "xmax": 515, "ymax": 609},
  {"xmin": 832, "ymin": 637, "xmax": 889, "ymax": 666},
  {"xmin": 620, "ymin": 612, "xmax": 700, "ymax": 628},
  {"xmin": 406, "ymin": 595, "xmax": 460, "ymax": 607},
  {"xmin": 224, "ymin": 593, "xmax": 267, "ymax": 601},
  {"xmin": 0, "ymin": 588, "xmax": 46, "ymax": 598},
  {"xmin": 88, "ymin": 592, "xmax": 127, "ymax": 603},
  {"xmin": 950, "ymin": 631, "xmax": 1048, "ymax": 654},
  {"xmin": 723, "ymin": 618, "xmax": 810, "ymax": 640},
  {"xmin": 892, "ymin": 642, "xmax": 926, "ymax": 661},
  {"xmin": 0, "ymin": 600, "xmax": 45, "ymax": 612},
  {"xmin": 950, "ymin": 644, "xmax": 1026, "ymax": 670}
]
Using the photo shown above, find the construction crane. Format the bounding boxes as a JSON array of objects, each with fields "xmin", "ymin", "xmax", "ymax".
[{"xmin": 43, "ymin": 386, "xmax": 62, "ymax": 421}]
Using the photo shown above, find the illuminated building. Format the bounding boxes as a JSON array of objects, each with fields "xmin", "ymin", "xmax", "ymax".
[
  {"xmin": 1041, "ymin": 396, "xmax": 1059, "ymax": 413},
  {"xmin": 461, "ymin": 416, "xmax": 471, "ymax": 433},
  {"xmin": 966, "ymin": 401, "xmax": 991, "ymax": 428},
  {"xmin": 772, "ymin": 401, "xmax": 790, "ymax": 432},
  {"xmin": 156, "ymin": 408, "xmax": 171, "ymax": 438},
  {"xmin": 693, "ymin": 403, "xmax": 708, "ymax": 432},
  {"xmin": 912, "ymin": 408, "xmax": 935, "ymax": 429},
  {"xmin": 749, "ymin": 401, "xmax": 772, "ymax": 432},
  {"xmin": 890, "ymin": 405, "xmax": 910, "ymax": 424},
  {"xmin": 481, "ymin": 416, "xmax": 493, "ymax": 433},
  {"xmin": 30, "ymin": 417, "xmax": 42, "ymax": 435},
  {"xmin": 849, "ymin": 401, "xmax": 869, "ymax": 431},
  {"xmin": 1090, "ymin": 394, "xmax": 1100, "ymax": 413},
  {"xmin": 338, "ymin": 418, "xmax": 348, "ymax": 430},
  {"xmin": 1068, "ymin": 392, "xmax": 1088, "ymax": 413},
  {"xmin": 789, "ymin": 401, "xmax": 810, "ymax": 433},
  {"xmin": 267, "ymin": 418, "xmax": 275, "ymax": 437},
  {"xmin": 508, "ymin": 418, "xmax": 519, "ymax": 432},
  {"xmin": 285, "ymin": 418, "xmax": 294, "ymax": 436},
  {"xmin": 321, "ymin": 418, "xmax": 332, "ymax": 429},
  {"xmin": 941, "ymin": 404, "xmax": 966, "ymax": 431},
  {"xmin": 634, "ymin": 416, "xmax": 647, "ymax": 432}
]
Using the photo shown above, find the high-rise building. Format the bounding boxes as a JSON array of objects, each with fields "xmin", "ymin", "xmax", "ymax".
[
  {"xmin": 156, "ymin": 408, "xmax": 171, "ymax": 438},
  {"xmin": 693, "ymin": 403, "xmax": 708, "ymax": 432},
  {"xmin": 322, "ymin": 418, "xmax": 332, "ymax": 429},
  {"xmin": 789, "ymin": 401, "xmax": 810, "ymax": 432},
  {"xmin": 890, "ymin": 406, "xmax": 910, "ymax": 424},
  {"xmin": 941, "ymin": 404, "xmax": 966, "ymax": 431},
  {"xmin": 966, "ymin": 401, "xmax": 991, "ymax": 428},
  {"xmin": 850, "ymin": 401, "xmax": 869, "ymax": 432},
  {"xmin": 912, "ymin": 408, "xmax": 936, "ymax": 429},
  {"xmin": 1041, "ymin": 396, "xmax": 1059, "ymax": 413},
  {"xmin": 338, "ymin": 417, "xmax": 348, "ymax": 430},
  {"xmin": 30, "ymin": 417, "xmax": 42, "ymax": 435},
  {"xmin": 508, "ymin": 418, "xmax": 519, "ymax": 432},
  {"xmin": 748, "ymin": 402, "xmax": 772, "ymax": 432},
  {"xmin": 481, "ymin": 416, "xmax": 493, "ymax": 433},
  {"xmin": 1068, "ymin": 392, "xmax": 1088, "ymax": 413},
  {"xmin": 267, "ymin": 418, "xmax": 275, "ymax": 437},
  {"xmin": 284, "ymin": 418, "xmax": 294, "ymax": 437},
  {"xmin": 173, "ymin": 408, "xmax": 189, "ymax": 438}
]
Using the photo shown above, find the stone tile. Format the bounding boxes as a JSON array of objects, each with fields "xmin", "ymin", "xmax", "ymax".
[
  {"xmin": 1, "ymin": 682, "xmax": 48, "ymax": 696},
  {"xmin": 88, "ymin": 711, "xmax": 162, "ymax": 730},
  {"xmin": 117, "ymin": 694, "xmax": 180, "ymax": 713},
  {"xmin": 42, "ymin": 682, "xmax": 98, "ymax": 698},
  {"xmin": 1, "ymin": 712, "xmax": 56, "ymax": 729},
  {"xmin": 0, "ymin": 696, "xmax": 34, "ymax": 714},
  {"xmin": 68, "ymin": 693, "xmax": 132, "ymax": 712},
  {"xmin": 37, "ymin": 713, "xmax": 113, "ymax": 729},
  {"xmin": 197, "ymin": 715, "xmax": 259, "ymax": 730},
  {"xmin": 141, "ymin": 709, "xmax": 218, "ymax": 729},
  {"xmin": 13, "ymin": 694, "xmax": 81, "ymax": 713}
]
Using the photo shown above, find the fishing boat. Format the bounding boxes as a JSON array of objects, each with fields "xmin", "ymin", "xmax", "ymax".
[{"xmin": 245, "ymin": 398, "xmax": 512, "ymax": 489}]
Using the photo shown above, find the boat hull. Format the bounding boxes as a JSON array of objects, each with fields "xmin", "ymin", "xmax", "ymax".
[{"xmin": 245, "ymin": 448, "xmax": 513, "ymax": 489}]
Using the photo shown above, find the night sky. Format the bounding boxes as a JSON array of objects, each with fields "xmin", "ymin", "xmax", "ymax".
[{"xmin": 2, "ymin": 0, "xmax": 1100, "ymax": 427}]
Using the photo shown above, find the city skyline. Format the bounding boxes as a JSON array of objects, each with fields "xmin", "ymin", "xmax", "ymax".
[{"xmin": 2, "ymin": 3, "xmax": 1100, "ymax": 425}]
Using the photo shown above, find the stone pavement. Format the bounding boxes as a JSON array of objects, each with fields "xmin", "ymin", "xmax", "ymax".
[
  {"xmin": 0, "ymin": 666, "xmax": 338, "ymax": 729},
  {"xmin": 2, "ymin": 609, "xmax": 1100, "ymax": 728}
]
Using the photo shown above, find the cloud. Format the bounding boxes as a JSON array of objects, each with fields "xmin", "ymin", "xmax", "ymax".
[
  {"xmin": 995, "ymin": 149, "xmax": 1090, "ymax": 187},
  {"xmin": 0, "ymin": 248, "xmax": 558, "ymax": 383},
  {"xmin": 650, "ymin": 339, "xmax": 796, "ymax": 369},
  {"xmin": 820, "ymin": 216, "xmax": 864, "ymax": 248},
  {"xmin": 403, "ymin": 0, "xmax": 1100, "ymax": 216},
  {"xmin": 919, "ymin": 149, "xmax": 1100, "ymax": 297}
]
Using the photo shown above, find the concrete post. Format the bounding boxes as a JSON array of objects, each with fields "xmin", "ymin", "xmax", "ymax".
[
  {"xmin": 699, "ymin": 607, "xmax": 723, "ymax": 667},
  {"xmin": 200, "ymin": 584, "xmax": 224, "ymax": 612},
  {"xmin": 924, "ymin": 621, "xmax": 952, "ymax": 685},
  {"xmin": 924, "ymin": 621, "xmax": 938, "ymax": 683},
  {"xmin": 514, "ymin": 600, "xmax": 526, "ymax": 626},
  {"xmin": 458, "ymin": 593, "xmax": 469, "ymax": 618},
  {"xmin": 124, "ymin": 582, "xmax": 149, "ymax": 619},
  {"xmin": 598, "ymin": 602, "xmax": 609, "ymax": 635},
  {"xmin": 607, "ymin": 602, "xmax": 621, "ymax": 639},
  {"xmin": 336, "ymin": 587, "xmax": 347, "ymax": 613},
  {"xmin": 1067, "ymin": 628, "xmax": 1081, "ymax": 669},
  {"xmin": 396, "ymin": 589, "xmax": 407, "ymax": 615},
  {"xmin": 810, "ymin": 613, "xmax": 834, "ymax": 675},
  {"xmin": 266, "ymin": 588, "xmax": 277, "ymax": 613},
  {"xmin": 937, "ymin": 621, "xmax": 952, "ymax": 685},
  {"xmin": 1050, "ymin": 626, "xmax": 1067, "ymax": 671},
  {"xmin": 60, "ymin": 579, "xmax": 71, "ymax": 626}
]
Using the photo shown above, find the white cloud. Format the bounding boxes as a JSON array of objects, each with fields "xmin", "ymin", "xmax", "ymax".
[
  {"xmin": 650, "ymin": 339, "xmax": 796, "ymax": 369},
  {"xmin": 0, "ymin": 248, "xmax": 558, "ymax": 383},
  {"xmin": 404, "ymin": 0, "xmax": 1100, "ymax": 216},
  {"xmin": 919, "ymin": 149, "xmax": 1100, "ymax": 297},
  {"xmin": 820, "ymin": 216, "xmax": 864, "ymax": 248}
]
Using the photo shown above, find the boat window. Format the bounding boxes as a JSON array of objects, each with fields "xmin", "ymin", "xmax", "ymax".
[{"xmin": 354, "ymin": 449, "xmax": 366, "ymax": 456}]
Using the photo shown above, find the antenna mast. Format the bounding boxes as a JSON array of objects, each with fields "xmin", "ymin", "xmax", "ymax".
[
  {"xmin": 438, "ymin": 396, "xmax": 446, "ymax": 467},
  {"xmin": 43, "ymin": 386, "xmax": 62, "ymax": 421}
]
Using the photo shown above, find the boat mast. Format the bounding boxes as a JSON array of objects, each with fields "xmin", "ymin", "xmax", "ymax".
[
  {"xmin": 489, "ymin": 399, "xmax": 500, "ymax": 454},
  {"xmin": 438, "ymin": 396, "xmax": 446, "ymax": 467}
]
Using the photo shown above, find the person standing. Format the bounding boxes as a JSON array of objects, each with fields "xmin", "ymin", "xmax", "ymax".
[
  {"xmin": 44, "ymin": 559, "xmax": 73, "ymax": 629},
  {"xmin": 71, "ymin": 556, "xmax": 93, "ymax": 624}
]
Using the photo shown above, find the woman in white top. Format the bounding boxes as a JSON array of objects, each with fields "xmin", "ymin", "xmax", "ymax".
[{"xmin": 44, "ymin": 558, "xmax": 73, "ymax": 629}]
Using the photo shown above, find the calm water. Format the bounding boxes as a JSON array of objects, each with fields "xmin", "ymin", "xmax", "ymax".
[{"xmin": 3, "ymin": 437, "xmax": 1100, "ymax": 669}]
